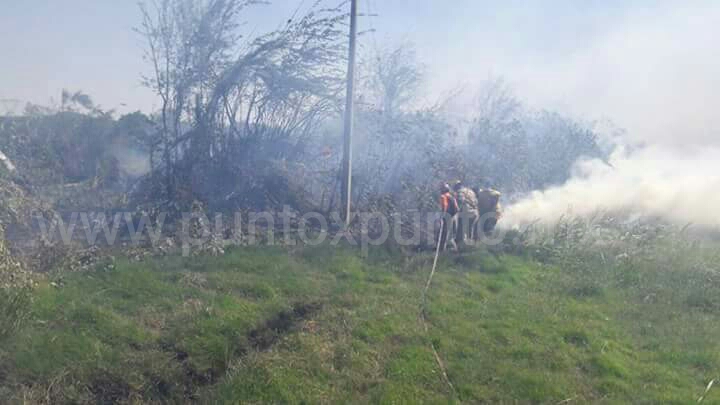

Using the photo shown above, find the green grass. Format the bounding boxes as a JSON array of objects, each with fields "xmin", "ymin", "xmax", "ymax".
[{"xmin": 1, "ymin": 242, "xmax": 719, "ymax": 403}]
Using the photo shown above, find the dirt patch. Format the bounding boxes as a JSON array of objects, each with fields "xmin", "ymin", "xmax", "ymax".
[
  {"xmin": 150, "ymin": 301, "xmax": 323, "ymax": 401},
  {"xmin": 248, "ymin": 302, "xmax": 323, "ymax": 351},
  {"xmin": 88, "ymin": 371, "xmax": 132, "ymax": 404},
  {"xmin": 151, "ymin": 343, "xmax": 219, "ymax": 401}
]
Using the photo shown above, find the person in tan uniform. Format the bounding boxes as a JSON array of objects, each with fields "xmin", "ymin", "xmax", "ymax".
[
  {"xmin": 453, "ymin": 180, "xmax": 479, "ymax": 244},
  {"xmin": 475, "ymin": 186, "xmax": 502, "ymax": 239}
]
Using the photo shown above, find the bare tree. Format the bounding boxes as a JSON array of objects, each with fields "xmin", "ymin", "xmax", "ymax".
[
  {"xmin": 203, "ymin": 8, "xmax": 347, "ymax": 162},
  {"xmin": 136, "ymin": 0, "xmax": 347, "ymax": 206},
  {"xmin": 137, "ymin": 0, "xmax": 252, "ymax": 196},
  {"xmin": 360, "ymin": 43, "xmax": 424, "ymax": 116},
  {"xmin": 349, "ymin": 43, "xmax": 451, "ymax": 209}
]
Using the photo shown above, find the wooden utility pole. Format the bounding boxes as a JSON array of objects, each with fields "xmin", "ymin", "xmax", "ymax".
[{"xmin": 341, "ymin": 0, "xmax": 358, "ymax": 225}]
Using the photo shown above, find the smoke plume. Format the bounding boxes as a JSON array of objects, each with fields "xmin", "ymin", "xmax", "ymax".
[{"xmin": 503, "ymin": 145, "xmax": 720, "ymax": 228}]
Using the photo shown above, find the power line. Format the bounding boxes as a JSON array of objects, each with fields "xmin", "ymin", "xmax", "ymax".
[
  {"xmin": 285, "ymin": 0, "xmax": 308, "ymax": 27},
  {"xmin": 365, "ymin": 0, "xmax": 380, "ymax": 53}
]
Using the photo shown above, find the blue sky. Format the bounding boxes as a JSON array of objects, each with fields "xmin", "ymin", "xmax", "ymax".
[{"xmin": 1, "ymin": 0, "xmax": 718, "ymax": 146}]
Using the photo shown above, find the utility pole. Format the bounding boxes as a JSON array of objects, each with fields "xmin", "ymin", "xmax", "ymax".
[{"xmin": 341, "ymin": 0, "xmax": 358, "ymax": 226}]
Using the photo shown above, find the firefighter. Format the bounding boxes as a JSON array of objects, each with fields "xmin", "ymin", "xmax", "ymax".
[
  {"xmin": 453, "ymin": 180, "xmax": 479, "ymax": 244},
  {"xmin": 475, "ymin": 186, "xmax": 502, "ymax": 238},
  {"xmin": 438, "ymin": 183, "xmax": 458, "ymax": 251}
]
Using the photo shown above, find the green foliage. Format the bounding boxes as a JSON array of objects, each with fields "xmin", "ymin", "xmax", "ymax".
[
  {"xmin": 0, "ymin": 287, "xmax": 31, "ymax": 341},
  {"xmin": 1, "ymin": 239, "xmax": 719, "ymax": 403},
  {"xmin": 0, "ymin": 110, "xmax": 152, "ymax": 189}
]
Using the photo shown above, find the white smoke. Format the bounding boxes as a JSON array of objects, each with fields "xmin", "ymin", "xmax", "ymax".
[
  {"xmin": 494, "ymin": 3, "xmax": 720, "ymax": 231},
  {"xmin": 111, "ymin": 146, "xmax": 150, "ymax": 178},
  {"xmin": 503, "ymin": 145, "xmax": 720, "ymax": 228}
]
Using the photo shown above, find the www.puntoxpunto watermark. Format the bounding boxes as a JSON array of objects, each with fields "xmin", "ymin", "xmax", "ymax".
[{"xmin": 31, "ymin": 207, "xmax": 507, "ymax": 256}]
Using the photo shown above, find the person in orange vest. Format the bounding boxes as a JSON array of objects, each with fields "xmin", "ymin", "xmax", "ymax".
[{"xmin": 438, "ymin": 183, "xmax": 459, "ymax": 251}]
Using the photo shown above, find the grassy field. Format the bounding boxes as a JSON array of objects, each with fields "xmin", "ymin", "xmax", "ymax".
[{"xmin": 1, "ymin": 238, "xmax": 719, "ymax": 403}]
